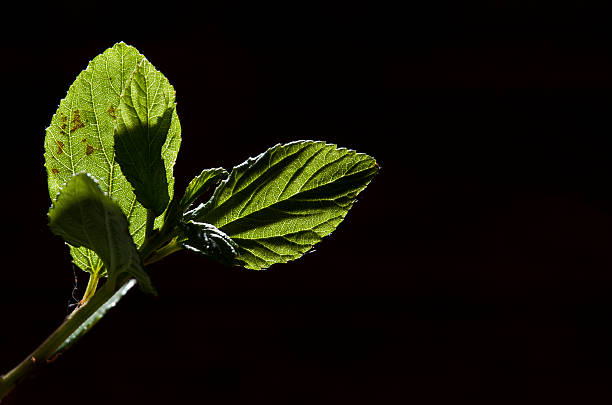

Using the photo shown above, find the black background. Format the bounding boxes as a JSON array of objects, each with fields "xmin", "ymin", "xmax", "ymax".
[{"xmin": 2, "ymin": 2, "xmax": 612, "ymax": 404}]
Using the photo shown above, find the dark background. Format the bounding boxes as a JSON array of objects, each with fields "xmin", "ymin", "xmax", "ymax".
[{"xmin": 2, "ymin": 2, "xmax": 612, "ymax": 404}]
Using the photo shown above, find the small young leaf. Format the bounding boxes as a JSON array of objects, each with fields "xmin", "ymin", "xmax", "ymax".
[
  {"xmin": 182, "ymin": 168, "xmax": 229, "ymax": 215},
  {"xmin": 179, "ymin": 221, "xmax": 238, "ymax": 266},
  {"xmin": 164, "ymin": 168, "xmax": 228, "ymax": 232},
  {"xmin": 191, "ymin": 141, "xmax": 379, "ymax": 269},
  {"xmin": 114, "ymin": 58, "xmax": 177, "ymax": 216},
  {"xmin": 48, "ymin": 173, "xmax": 155, "ymax": 294}
]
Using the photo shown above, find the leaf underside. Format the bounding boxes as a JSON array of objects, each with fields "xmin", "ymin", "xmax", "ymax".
[
  {"xmin": 191, "ymin": 140, "xmax": 379, "ymax": 270},
  {"xmin": 43, "ymin": 42, "xmax": 181, "ymax": 277},
  {"xmin": 48, "ymin": 173, "xmax": 154, "ymax": 294}
]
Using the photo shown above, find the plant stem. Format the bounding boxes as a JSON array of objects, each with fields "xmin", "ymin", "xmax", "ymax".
[
  {"xmin": 80, "ymin": 272, "xmax": 100, "ymax": 304},
  {"xmin": 139, "ymin": 226, "xmax": 179, "ymax": 263},
  {"xmin": 145, "ymin": 209, "xmax": 155, "ymax": 240},
  {"xmin": 0, "ymin": 223, "xmax": 182, "ymax": 401},
  {"xmin": 0, "ymin": 280, "xmax": 120, "ymax": 401},
  {"xmin": 144, "ymin": 239, "xmax": 182, "ymax": 265}
]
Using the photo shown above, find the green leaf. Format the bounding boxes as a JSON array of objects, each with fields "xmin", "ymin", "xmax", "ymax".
[
  {"xmin": 48, "ymin": 173, "xmax": 155, "ymax": 294},
  {"xmin": 114, "ymin": 58, "xmax": 177, "ymax": 216},
  {"xmin": 191, "ymin": 141, "xmax": 379, "ymax": 269},
  {"xmin": 182, "ymin": 168, "xmax": 229, "ymax": 215},
  {"xmin": 178, "ymin": 221, "xmax": 238, "ymax": 266},
  {"xmin": 163, "ymin": 168, "xmax": 228, "ymax": 233},
  {"xmin": 43, "ymin": 42, "xmax": 181, "ymax": 277}
]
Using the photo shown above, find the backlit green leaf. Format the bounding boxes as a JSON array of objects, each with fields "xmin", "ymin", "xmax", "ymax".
[
  {"xmin": 191, "ymin": 141, "xmax": 379, "ymax": 269},
  {"xmin": 48, "ymin": 173, "xmax": 155, "ymax": 294},
  {"xmin": 164, "ymin": 168, "xmax": 228, "ymax": 232},
  {"xmin": 182, "ymin": 168, "xmax": 229, "ymax": 215},
  {"xmin": 114, "ymin": 58, "xmax": 177, "ymax": 216},
  {"xmin": 43, "ymin": 42, "xmax": 181, "ymax": 277}
]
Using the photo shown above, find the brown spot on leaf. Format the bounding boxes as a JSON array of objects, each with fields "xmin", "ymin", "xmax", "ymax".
[
  {"xmin": 61, "ymin": 113, "xmax": 67, "ymax": 122},
  {"xmin": 70, "ymin": 110, "xmax": 84, "ymax": 133},
  {"xmin": 82, "ymin": 138, "xmax": 87, "ymax": 143},
  {"xmin": 85, "ymin": 144, "xmax": 94, "ymax": 155},
  {"xmin": 61, "ymin": 123, "xmax": 67, "ymax": 130},
  {"xmin": 107, "ymin": 105, "xmax": 116, "ymax": 119},
  {"xmin": 56, "ymin": 140, "xmax": 64, "ymax": 155},
  {"xmin": 51, "ymin": 168, "xmax": 60, "ymax": 174}
]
